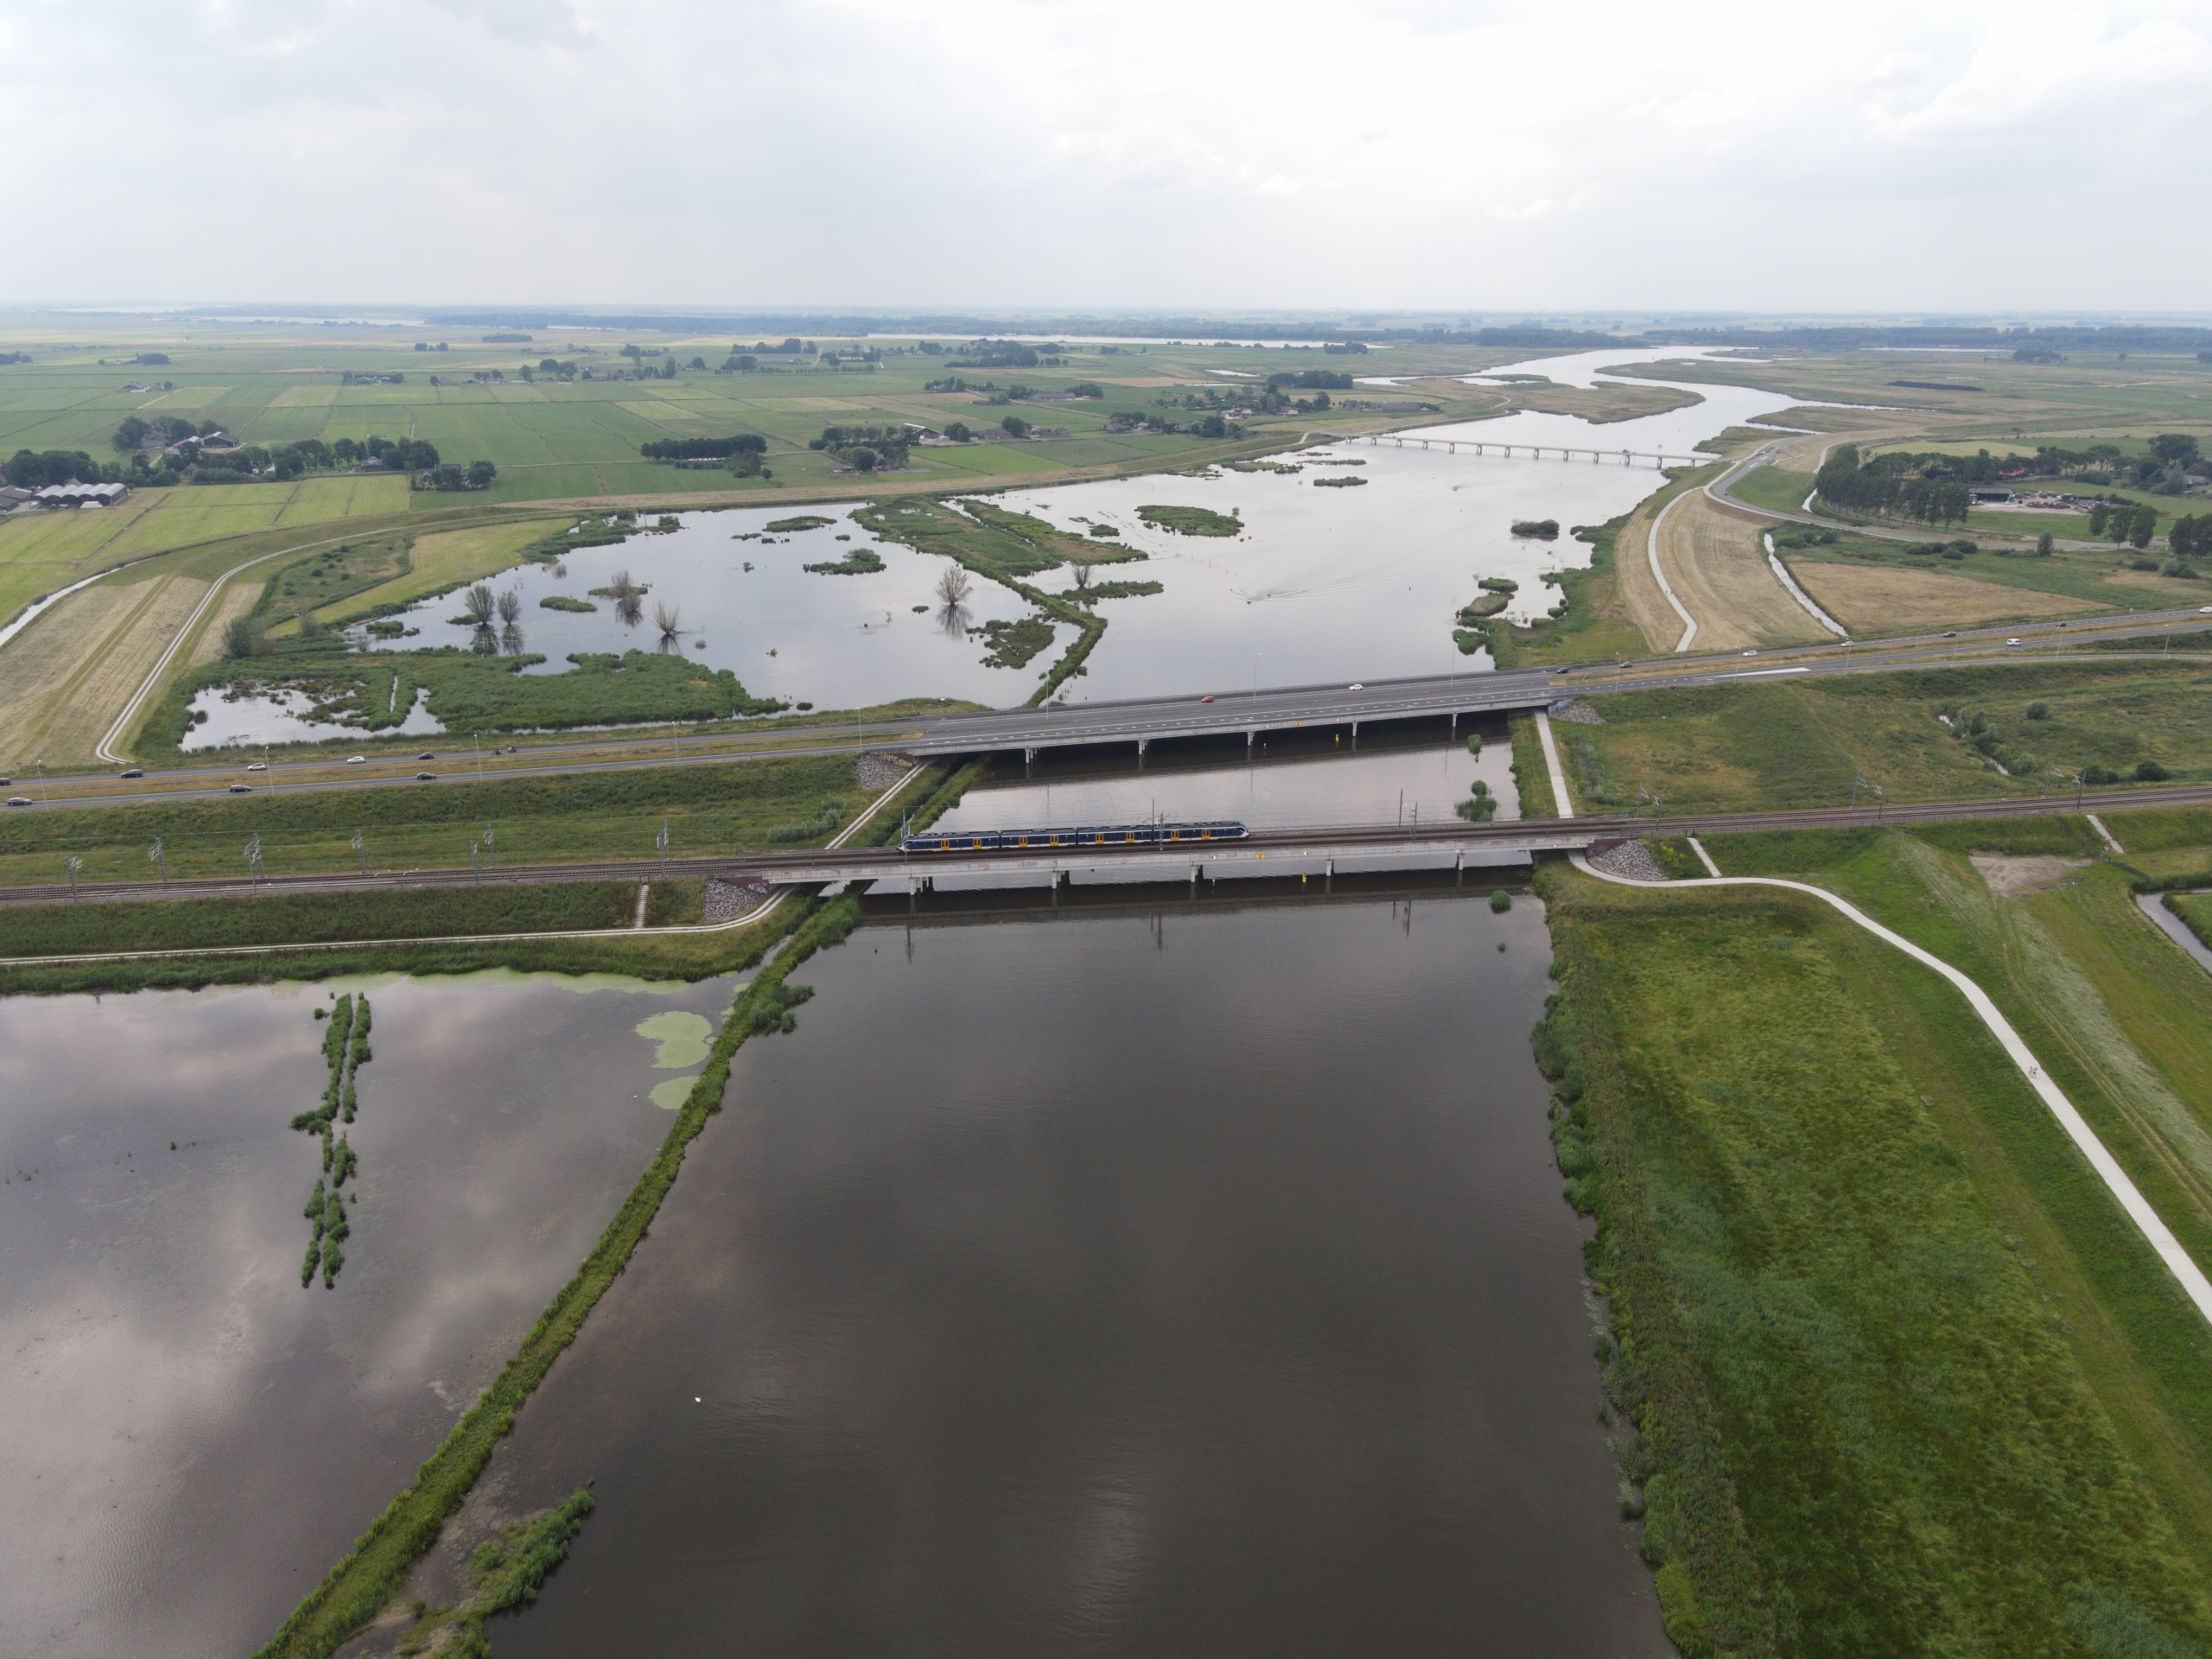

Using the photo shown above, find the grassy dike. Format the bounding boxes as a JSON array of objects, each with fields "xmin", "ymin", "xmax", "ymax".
[
  {"xmin": 0, "ymin": 879, "xmax": 699, "ymax": 962},
  {"xmin": 250, "ymin": 757, "xmax": 983, "ymax": 1658},
  {"xmin": 1536, "ymin": 823, "xmax": 2212, "ymax": 1656}
]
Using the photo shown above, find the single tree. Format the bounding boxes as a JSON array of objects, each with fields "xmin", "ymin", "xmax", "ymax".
[{"xmin": 464, "ymin": 584, "xmax": 496, "ymax": 626}]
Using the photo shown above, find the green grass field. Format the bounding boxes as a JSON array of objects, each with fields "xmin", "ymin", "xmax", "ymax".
[
  {"xmin": 1545, "ymin": 838, "xmax": 2212, "ymax": 1656},
  {"xmin": 0, "ymin": 324, "xmax": 1536, "ymax": 516},
  {"xmin": 0, "ymin": 753, "xmax": 878, "ymax": 887},
  {"xmin": 1, "ymin": 877, "xmax": 703, "ymax": 957},
  {"xmin": 1551, "ymin": 660, "xmax": 2212, "ymax": 815}
]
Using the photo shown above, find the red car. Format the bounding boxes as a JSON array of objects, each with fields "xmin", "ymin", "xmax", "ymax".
[{"xmin": 1200, "ymin": 695, "xmax": 1216, "ymax": 703}]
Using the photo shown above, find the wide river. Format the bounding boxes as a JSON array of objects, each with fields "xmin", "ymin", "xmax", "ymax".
[
  {"xmin": 183, "ymin": 346, "xmax": 1804, "ymax": 745},
  {"xmin": 428, "ymin": 896, "xmax": 1669, "ymax": 1656}
]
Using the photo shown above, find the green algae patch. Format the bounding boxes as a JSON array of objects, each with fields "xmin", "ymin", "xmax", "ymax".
[
  {"xmin": 649, "ymin": 1076, "xmax": 698, "ymax": 1110},
  {"xmin": 634, "ymin": 1010, "xmax": 714, "ymax": 1067}
]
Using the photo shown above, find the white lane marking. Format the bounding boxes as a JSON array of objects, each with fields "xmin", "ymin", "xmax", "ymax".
[
  {"xmin": 1722, "ymin": 666, "xmax": 1810, "ymax": 678},
  {"xmin": 1571, "ymin": 855, "xmax": 2212, "ymax": 1331},
  {"xmin": 1647, "ymin": 492, "xmax": 1697, "ymax": 653}
]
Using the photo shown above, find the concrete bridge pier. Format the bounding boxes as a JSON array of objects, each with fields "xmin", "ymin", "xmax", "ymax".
[
  {"xmin": 1455, "ymin": 848, "xmax": 1465, "ymax": 887},
  {"xmin": 1325, "ymin": 857, "xmax": 1335, "ymax": 893},
  {"xmin": 1246, "ymin": 728, "xmax": 1255, "ymax": 756},
  {"xmin": 1024, "ymin": 746, "xmax": 1037, "ymax": 776},
  {"xmin": 1136, "ymin": 736, "xmax": 1149, "ymax": 768}
]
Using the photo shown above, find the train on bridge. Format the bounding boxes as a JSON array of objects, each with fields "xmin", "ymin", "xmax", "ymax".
[{"xmin": 899, "ymin": 820, "xmax": 1249, "ymax": 854}]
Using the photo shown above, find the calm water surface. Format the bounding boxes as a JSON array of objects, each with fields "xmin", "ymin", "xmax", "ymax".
[
  {"xmin": 0, "ymin": 969, "xmax": 735, "ymax": 1658},
  {"xmin": 454, "ymin": 898, "xmax": 1665, "ymax": 1657},
  {"xmin": 368, "ymin": 506, "xmax": 1059, "ymax": 704},
  {"xmin": 186, "ymin": 349, "xmax": 1811, "ymax": 746}
]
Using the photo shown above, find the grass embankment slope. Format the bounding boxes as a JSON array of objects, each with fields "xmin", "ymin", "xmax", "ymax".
[
  {"xmin": 1542, "ymin": 826, "xmax": 2212, "ymax": 1656},
  {"xmin": 1548, "ymin": 659, "xmax": 2212, "ymax": 815},
  {"xmin": 0, "ymin": 753, "xmax": 876, "ymax": 888},
  {"xmin": 0, "ymin": 878, "xmax": 703, "ymax": 962},
  {"xmin": 1652, "ymin": 491, "xmax": 1829, "ymax": 653}
]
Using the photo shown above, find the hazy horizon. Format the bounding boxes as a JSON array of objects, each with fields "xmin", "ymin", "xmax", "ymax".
[{"xmin": 3, "ymin": 0, "xmax": 2206, "ymax": 314}]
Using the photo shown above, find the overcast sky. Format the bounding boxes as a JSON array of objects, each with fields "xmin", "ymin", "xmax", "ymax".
[{"xmin": 4, "ymin": 0, "xmax": 2208, "ymax": 315}]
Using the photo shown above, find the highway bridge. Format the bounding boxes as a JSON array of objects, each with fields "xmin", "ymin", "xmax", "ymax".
[
  {"xmin": 902, "ymin": 606, "xmax": 2212, "ymax": 763},
  {"xmin": 11, "ymin": 606, "xmax": 2210, "ymax": 814}
]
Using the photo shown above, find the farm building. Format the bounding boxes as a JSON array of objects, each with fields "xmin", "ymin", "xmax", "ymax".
[{"xmin": 35, "ymin": 481, "xmax": 129, "ymax": 508}]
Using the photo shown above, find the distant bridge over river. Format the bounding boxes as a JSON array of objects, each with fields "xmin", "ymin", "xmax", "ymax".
[{"xmin": 1331, "ymin": 432, "xmax": 1703, "ymax": 468}]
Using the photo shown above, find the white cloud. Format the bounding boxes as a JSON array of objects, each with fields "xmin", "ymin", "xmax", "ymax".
[{"xmin": 0, "ymin": 0, "xmax": 2207, "ymax": 309}]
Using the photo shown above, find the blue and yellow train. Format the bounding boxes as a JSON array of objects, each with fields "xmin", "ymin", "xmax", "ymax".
[{"xmin": 899, "ymin": 820, "xmax": 1249, "ymax": 853}]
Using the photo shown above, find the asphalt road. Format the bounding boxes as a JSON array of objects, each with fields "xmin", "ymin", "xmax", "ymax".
[{"xmin": 20, "ymin": 608, "xmax": 2206, "ymax": 817}]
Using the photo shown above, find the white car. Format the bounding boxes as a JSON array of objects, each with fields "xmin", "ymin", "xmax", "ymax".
[
  {"xmin": 2201, "ymin": 606, "xmax": 2212, "ymax": 614},
  {"xmin": 346, "ymin": 755, "xmax": 365, "ymax": 764},
  {"xmin": 2005, "ymin": 638, "xmax": 2022, "ymax": 647},
  {"xmin": 245, "ymin": 762, "xmax": 268, "ymax": 772},
  {"xmin": 1741, "ymin": 650, "xmax": 1757, "ymax": 657},
  {"xmin": 1347, "ymin": 683, "xmax": 1364, "ymax": 691}
]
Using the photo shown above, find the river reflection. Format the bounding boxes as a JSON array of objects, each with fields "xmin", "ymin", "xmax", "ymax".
[
  {"xmin": 454, "ymin": 897, "xmax": 1667, "ymax": 1658},
  {"xmin": 0, "ymin": 969, "xmax": 735, "ymax": 1659}
]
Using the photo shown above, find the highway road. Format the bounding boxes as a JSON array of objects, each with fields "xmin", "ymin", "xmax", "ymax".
[
  {"xmin": 10, "ymin": 610, "xmax": 2210, "ymax": 815},
  {"xmin": 9, "ymin": 779, "xmax": 2212, "ymax": 912}
]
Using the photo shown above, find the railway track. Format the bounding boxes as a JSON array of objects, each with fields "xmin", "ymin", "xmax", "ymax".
[{"xmin": 6, "ymin": 781, "xmax": 2209, "ymax": 910}]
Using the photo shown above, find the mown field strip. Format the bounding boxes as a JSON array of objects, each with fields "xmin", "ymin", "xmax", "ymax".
[{"xmin": 1572, "ymin": 850, "xmax": 2212, "ymax": 1329}]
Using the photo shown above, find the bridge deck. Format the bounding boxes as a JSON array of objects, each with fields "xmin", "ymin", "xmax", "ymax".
[{"xmin": 751, "ymin": 827, "xmax": 1601, "ymax": 886}]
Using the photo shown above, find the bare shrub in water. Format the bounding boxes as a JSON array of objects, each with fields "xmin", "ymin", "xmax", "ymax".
[
  {"xmin": 654, "ymin": 599, "xmax": 683, "ymax": 639},
  {"xmin": 463, "ymin": 584, "xmax": 496, "ymax": 626}
]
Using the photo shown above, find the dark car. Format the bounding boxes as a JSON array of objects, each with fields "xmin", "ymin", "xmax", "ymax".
[
  {"xmin": 417, "ymin": 752, "xmax": 435, "ymax": 761},
  {"xmin": 118, "ymin": 767, "xmax": 143, "ymax": 779},
  {"xmin": 415, "ymin": 772, "xmax": 436, "ymax": 781},
  {"xmin": 228, "ymin": 784, "xmax": 252, "ymax": 794},
  {"xmin": 5, "ymin": 796, "xmax": 31, "ymax": 808}
]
